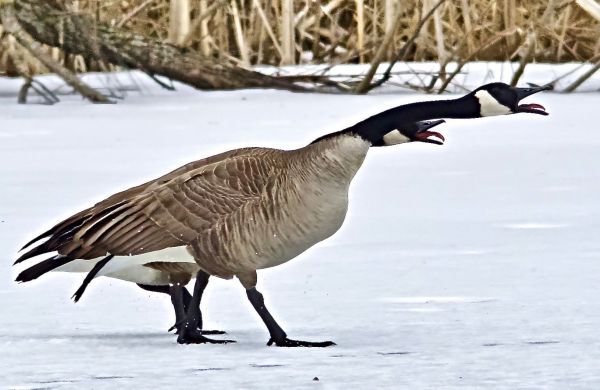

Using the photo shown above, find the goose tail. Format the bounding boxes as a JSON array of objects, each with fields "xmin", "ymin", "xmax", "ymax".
[{"xmin": 15, "ymin": 255, "xmax": 75, "ymax": 283}]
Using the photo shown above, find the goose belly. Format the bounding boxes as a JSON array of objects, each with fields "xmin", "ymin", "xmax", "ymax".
[{"xmin": 239, "ymin": 189, "xmax": 350, "ymax": 271}]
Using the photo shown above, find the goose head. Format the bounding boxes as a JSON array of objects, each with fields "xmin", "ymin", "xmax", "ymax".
[
  {"xmin": 470, "ymin": 82, "xmax": 551, "ymax": 117},
  {"xmin": 373, "ymin": 119, "xmax": 446, "ymax": 147}
]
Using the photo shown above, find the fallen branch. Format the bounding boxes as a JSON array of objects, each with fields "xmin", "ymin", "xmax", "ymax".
[
  {"xmin": 12, "ymin": 0, "xmax": 305, "ymax": 92},
  {"xmin": 0, "ymin": 1, "xmax": 111, "ymax": 103}
]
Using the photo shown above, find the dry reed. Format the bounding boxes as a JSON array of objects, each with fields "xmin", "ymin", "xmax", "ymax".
[{"xmin": 0, "ymin": 0, "xmax": 599, "ymax": 83}]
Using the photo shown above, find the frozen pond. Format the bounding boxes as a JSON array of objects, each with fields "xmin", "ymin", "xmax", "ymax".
[{"xmin": 1, "ymin": 69, "xmax": 599, "ymax": 388}]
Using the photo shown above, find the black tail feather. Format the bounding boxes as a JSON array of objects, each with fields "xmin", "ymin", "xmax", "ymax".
[
  {"xmin": 15, "ymin": 255, "xmax": 75, "ymax": 283},
  {"xmin": 19, "ymin": 230, "xmax": 53, "ymax": 252},
  {"xmin": 72, "ymin": 254, "xmax": 114, "ymax": 303},
  {"xmin": 14, "ymin": 242, "xmax": 51, "ymax": 265},
  {"xmin": 19, "ymin": 218, "xmax": 83, "ymax": 251},
  {"xmin": 78, "ymin": 203, "xmax": 134, "ymax": 243}
]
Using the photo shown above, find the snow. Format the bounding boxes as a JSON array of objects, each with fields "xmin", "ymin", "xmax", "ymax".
[
  {"xmin": 262, "ymin": 61, "xmax": 600, "ymax": 93},
  {"xmin": 1, "ymin": 64, "xmax": 600, "ymax": 389}
]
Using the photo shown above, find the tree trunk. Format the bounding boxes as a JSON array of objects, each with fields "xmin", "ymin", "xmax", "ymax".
[{"xmin": 12, "ymin": 0, "xmax": 304, "ymax": 91}]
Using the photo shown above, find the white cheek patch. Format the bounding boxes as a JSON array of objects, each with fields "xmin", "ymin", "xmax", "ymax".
[
  {"xmin": 382, "ymin": 130, "xmax": 411, "ymax": 145},
  {"xmin": 475, "ymin": 90, "xmax": 512, "ymax": 116}
]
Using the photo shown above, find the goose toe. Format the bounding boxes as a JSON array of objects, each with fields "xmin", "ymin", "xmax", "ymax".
[
  {"xmin": 177, "ymin": 330, "xmax": 236, "ymax": 345},
  {"xmin": 267, "ymin": 337, "xmax": 336, "ymax": 348}
]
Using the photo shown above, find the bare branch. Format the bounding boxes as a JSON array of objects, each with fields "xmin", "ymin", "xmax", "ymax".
[
  {"xmin": 563, "ymin": 59, "xmax": 600, "ymax": 92},
  {"xmin": 358, "ymin": 0, "xmax": 447, "ymax": 94}
]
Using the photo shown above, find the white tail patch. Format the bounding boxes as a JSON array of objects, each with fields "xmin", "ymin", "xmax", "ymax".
[{"xmin": 53, "ymin": 246, "xmax": 196, "ymax": 286}]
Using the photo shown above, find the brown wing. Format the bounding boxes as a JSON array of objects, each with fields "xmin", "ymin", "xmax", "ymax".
[
  {"xmin": 19, "ymin": 147, "xmax": 264, "ymax": 251},
  {"xmin": 16, "ymin": 147, "xmax": 279, "ymax": 262}
]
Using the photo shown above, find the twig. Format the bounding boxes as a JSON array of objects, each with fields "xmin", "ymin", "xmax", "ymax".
[
  {"xmin": 17, "ymin": 77, "xmax": 30, "ymax": 103},
  {"xmin": 575, "ymin": 0, "xmax": 600, "ymax": 22},
  {"xmin": 509, "ymin": 31, "xmax": 536, "ymax": 86},
  {"xmin": 253, "ymin": 0, "xmax": 284, "ymax": 59},
  {"xmin": 510, "ymin": 0, "xmax": 556, "ymax": 86},
  {"xmin": 437, "ymin": 32, "xmax": 509, "ymax": 94},
  {"xmin": 230, "ymin": 0, "xmax": 250, "ymax": 65},
  {"xmin": 30, "ymin": 79, "xmax": 60, "ymax": 104},
  {"xmin": 116, "ymin": 0, "xmax": 155, "ymax": 28},
  {"xmin": 547, "ymin": 53, "xmax": 600, "ymax": 86},
  {"xmin": 181, "ymin": 0, "xmax": 228, "ymax": 48},
  {"xmin": 145, "ymin": 72, "xmax": 176, "ymax": 90},
  {"xmin": 563, "ymin": 59, "xmax": 600, "ymax": 92},
  {"xmin": 359, "ymin": 0, "xmax": 447, "ymax": 94},
  {"xmin": 353, "ymin": 2, "xmax": 403, "ymax": 94},
  {"xmin": 276, "ymin": 74, "xmax": 351, "ymax": 92}
]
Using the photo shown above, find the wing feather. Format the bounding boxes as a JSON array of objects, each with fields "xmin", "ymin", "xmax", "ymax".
[{"xmin": 16, "ymin": 148, "xmax": 280, "ymax": 266}]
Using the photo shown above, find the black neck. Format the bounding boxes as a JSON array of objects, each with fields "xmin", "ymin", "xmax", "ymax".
[{"xmin": 311, "ymin": 95, "xmax": 478, "ymax": 145}]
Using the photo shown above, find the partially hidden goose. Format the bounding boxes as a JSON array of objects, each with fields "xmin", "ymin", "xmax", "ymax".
[
  {"xmin": 48, "ymin": 253, "xmax": 224, "ymax": 335},
  {"xmin": 14, "ymin": 119, "xmax": 444, "ymax": 336},
  {"xmin": 14, "ymin": 82, "xmax": 550, "ymax": 347}
]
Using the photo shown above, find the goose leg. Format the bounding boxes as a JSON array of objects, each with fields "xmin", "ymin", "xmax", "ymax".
[
  {"xmin": 169, "ymin": 284, "xmax": 187, "ymax": 333},
  {"xmin": 180, "ymin": 287, "xmax": 226, "ymax": 335},
  {"xmin": 137, "ymin": 283, "xmax": 225, "ymax": 335},
  {"xmin": 177, "ymin": 271, "xmax": 235, "ymax": 345},
  {"xmin": 240, "ymin": 272, "xmax": 335, "ymax": 348}
]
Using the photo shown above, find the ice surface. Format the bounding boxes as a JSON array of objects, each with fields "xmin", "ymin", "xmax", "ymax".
[{"xmin": 1, "ymin": 65, "xmax": 600, "ymax": 389}]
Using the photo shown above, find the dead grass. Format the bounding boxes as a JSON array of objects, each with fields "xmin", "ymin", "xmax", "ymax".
[{"xmin": 1, "ymin": 0, "xmax": 599, "ymax": 80}]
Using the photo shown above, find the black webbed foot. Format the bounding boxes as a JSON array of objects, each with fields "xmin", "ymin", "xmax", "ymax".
[
  {"xmin": 177, "ymin": 329, "xmax": 235, "ymax": 345},
  {"xmin": 267, "ymin": 337, "xmax": 336, "ymax": 348},
  {"xmin": 168, "ymin": 321, "xmax": 227, "ymax": 335},
  {"xmin": 201, "ymin": 330, "xmax": 227, "ymax": 335}
]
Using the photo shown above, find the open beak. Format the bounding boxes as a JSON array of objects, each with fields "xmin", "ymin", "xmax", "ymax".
[
  {"xmin": 514, "ymin": 84, "xmax": 552, "ymax": 115},
  {"xmin": 413, "ymin": 119, "xmax": 446, "ymax": 145}
]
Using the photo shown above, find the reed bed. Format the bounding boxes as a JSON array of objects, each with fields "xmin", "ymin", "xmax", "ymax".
[{"xmin": 1, "ymin": 0, "xmax": 599, "ymax": 80}]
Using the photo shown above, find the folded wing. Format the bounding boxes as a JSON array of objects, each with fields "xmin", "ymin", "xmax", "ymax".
[{"xmin": 16, "ymin": 147, "xmax": 279, "ymax": 264}]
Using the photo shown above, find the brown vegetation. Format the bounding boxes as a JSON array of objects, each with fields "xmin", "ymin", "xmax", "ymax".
[
  {"xmin": 0, "ymin": 0, "xmax": 598, "ymax": 95},
  {"xmin": 3, "ymin": 0, "xmax": 598, "ymax": 70}
]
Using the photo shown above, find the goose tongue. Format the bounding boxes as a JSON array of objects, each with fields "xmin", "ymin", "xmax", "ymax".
[
  {"xmin": 517, "ymin": 103, "xmax": 548, "ymax": 115},
  {"xmin": 413, "ymin": 119, "xmax": 446, "ymax": 145},
  {"xmin": 415, "ymin": 131, "xmax": 445, "ymax": 145}
]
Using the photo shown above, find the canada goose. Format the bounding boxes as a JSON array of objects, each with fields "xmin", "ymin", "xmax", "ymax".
[
  {"xmin": 15, "ymin": 82, "xmax": 549, "ymax": 347},
  {"xmin": 51, "ymin": 255, "xmax": 226, "ymax": 335},
  {"xmin": 17, "ymin": 119, "xmax": 442, "ymax": 333}
]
